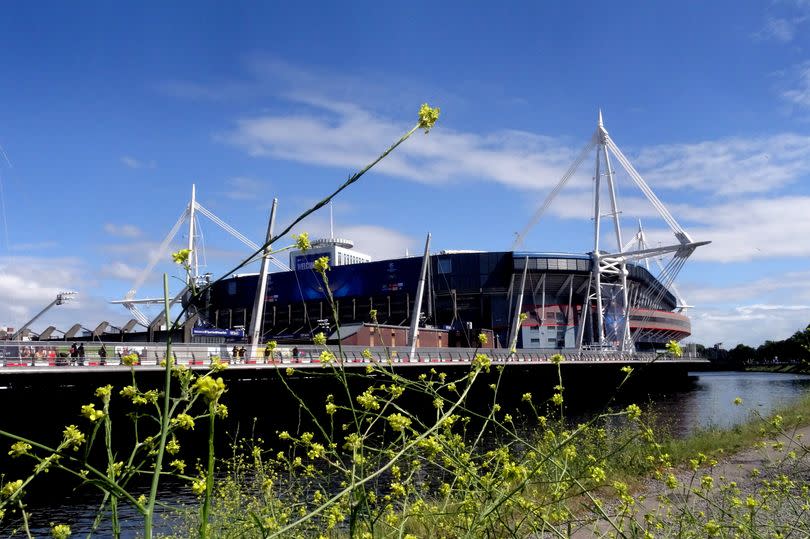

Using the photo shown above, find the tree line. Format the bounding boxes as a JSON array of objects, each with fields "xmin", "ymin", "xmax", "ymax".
[{"xmin": 694, "ymin": 324, "xmax": 810, "ymax": 367}]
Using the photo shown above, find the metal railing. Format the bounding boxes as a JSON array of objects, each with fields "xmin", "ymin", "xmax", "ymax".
[{"xmin": 0, "ymin": 341, "xmax": 696, "ymax": 370}]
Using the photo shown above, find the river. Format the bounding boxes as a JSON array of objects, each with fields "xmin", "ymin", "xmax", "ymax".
[
  {"xmin": 647, "ymin": 370, "xmax": 810, "ymax": 437},
  {"xmin": 3, "ymin": 370, "xmax": 809, "ymax": 537}
]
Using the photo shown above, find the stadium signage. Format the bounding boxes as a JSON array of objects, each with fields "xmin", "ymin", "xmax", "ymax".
[{"xmin": 191, "ymin": 328, "xmax": 245, "ymax": 338}]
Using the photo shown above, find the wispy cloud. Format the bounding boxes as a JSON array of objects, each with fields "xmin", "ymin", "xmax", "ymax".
[
  {"xmin": 222, "ymin": 177, "xmax": 270, "ymax": 201},
  {"xmin": 121, "ymin": 155, "xmax": 156, "ymax": 169},
  {"xmin": 683, "ymin": 270, "xmax": 810, "ymax": 305},
  {"xmin": 104, "ymin": 223, "xmax": 142, "ymax": 238},
  {"xmin": 753, "ymin": 16, "xmax": 804, "ymax": 42},
  {"xmin": 633, "ymin": 134, "xmax": 810, "ymax": 195},
  {"xmin": 781, "ymin": 61, "xmax": 810, "ymax": 110},
  {"xmin": 217, "ymin": 91, "xmax": 810, "ymax": 198},
  {"xmin": 0, "ymin": 256, "xmax": 123, "ymax": 331},
  {"xmin": 99, "ymin": 261, "xmax": 140, "ymax": 280},
  {"xmin": 219, "ymin": 96, "xmax": 588, "ymax": 192},
  {"xmin": 691, "ymin": 303, "xmax": 810, "ymax": 346},
  {"xmin": 640, "ymin": 196, "xmax": 810, "ymax": 262}
]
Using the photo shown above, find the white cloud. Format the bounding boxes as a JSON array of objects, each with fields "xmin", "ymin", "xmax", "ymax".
[
  {"xmin": 682, "ymin": 270, "xmax": 810, "ymax": 305},
  {"xmin": 100, "ymin": 261, "xmax": 140, "ymax": 280},
  {"xmin": 754, "ymin": 17, "xmax": 801, "ymax": 42},
  {"xmin": 222, "ymin": 177, "xmax": 270, "ymax": 201},
  {"xmin": 678, "ymin": 269, "xmax": 810, "ymax": 346},
  {"xmin": 690, "ymin": 304, "xmax": 810, "ymax": 347},
  {"xmin": 781, "ymin": 61, "xmax": 810, "ymax": 110},
  {"xmin": 104, "ymin": 223, "xmax": 142, "ymax": 238},
  {"xmin": 219, "ymin": 97, "xmax": 580, "ymax": 193},
  {"xmin": 0, "ymin": 256, "xmax": 126, "ymax": 333},
  {"xmin": 121, "ymin": 155, "xmax": 156, "ymax": 169},
  {"xmin": 220, "ymin": 94, "xmax": 810, "ymax": 200},
  {"xmin": 640, "ymin": 196, "xmax": 810, "ymax": 262},
  {"xmin": 633, "ymin": 134, "xmax": 810, "ymax": 195}
]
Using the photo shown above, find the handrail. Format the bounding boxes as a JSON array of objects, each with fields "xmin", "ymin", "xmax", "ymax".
[{"xmin": 0, "ymin": 340, "xmax": 703, "ymax": 370}]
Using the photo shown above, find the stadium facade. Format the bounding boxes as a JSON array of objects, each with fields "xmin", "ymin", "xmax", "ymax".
[{"xmin": 190, "ymin": 247, "xmax": 690, "ymax": 351}]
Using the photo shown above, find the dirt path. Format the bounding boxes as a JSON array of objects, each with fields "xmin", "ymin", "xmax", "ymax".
[{"xmin": 570, "ymin": 423, "xmax": 810, "ymax": 538}]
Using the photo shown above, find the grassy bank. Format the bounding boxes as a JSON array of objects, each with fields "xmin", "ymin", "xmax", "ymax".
[
  {"xmin": 658, "ymin": 389, "xmax": 810, "ymax": 467},
  {"xmin": 744, "ymin": 363, "xmax": 810, "ymax": 375}
]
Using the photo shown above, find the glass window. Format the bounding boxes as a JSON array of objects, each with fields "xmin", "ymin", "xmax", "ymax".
[
  {"xmin": 438, "ymin": 258, "xmax": 452, "ymax": 274},
  {"xmin": 227, "ymin": 282, "xmax": 237, "ymax": 295}
]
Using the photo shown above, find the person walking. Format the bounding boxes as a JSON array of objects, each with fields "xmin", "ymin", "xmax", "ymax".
[
  {"xmin": 98, "ymin": 344, "xmax": 107, "ymax": 365},
  {"xmin": 77, "ymin": 343, "xmax": 85, "ymax": 366},
  {"xmin": 69, "ymin": 343, "xmax": 78, "ymax": 366}
]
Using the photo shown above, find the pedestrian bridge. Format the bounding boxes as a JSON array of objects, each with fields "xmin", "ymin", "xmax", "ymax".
[{"xmin": 0, "ymin": 340, "xmax": 706, "ymax": 374}]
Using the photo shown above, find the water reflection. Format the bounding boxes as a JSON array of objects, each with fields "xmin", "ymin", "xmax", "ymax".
[{"xmin": 648, "ymin": 371, "xmax": 810, "ymax": 437}]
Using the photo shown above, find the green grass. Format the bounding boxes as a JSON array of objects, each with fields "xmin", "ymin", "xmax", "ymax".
[
  {"xmin": 745, "ymin": 363, "xmax": 810, "ymax": 375},
  {"xmin": 657, "ymin": 390, "xmax": 810, "ymax": 468}
]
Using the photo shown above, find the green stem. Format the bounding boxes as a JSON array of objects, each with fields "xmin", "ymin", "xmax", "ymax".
[
  {"xmin": 200, "ymin": 404, "xmax": 216, "ymax": 538},
  {"xmin": 167, "ymin": 123, "xmax": 422, "ymax": 333},
  {"xmin": 144, "ymin": 273, "xmax": 175, "ymax": 539},
  {"xmin": 103, "ymin": 398, "xmax": 120, "ymax": 537},
  {"xmin": 17, "ymin": 500, "xmax": 32, "ymax": 539}
]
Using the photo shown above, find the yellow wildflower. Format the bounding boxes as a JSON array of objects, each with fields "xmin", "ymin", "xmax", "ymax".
[
  {"xmin": 1, "ymin": 479, "xmax": 22, "ymax": 498},
  {"xmin": 172, "ymin": 413, "xmax": 195, "ymax": 430},
  {"xmin": 80, "ymin": 403, "xmax": 105, "ymax": 422},
  {"xmin": 665, "ymin": 340, "xmax": 682, "ymax": 358},
  {"xmin": 387, "ymin": 413, "xmax": 412, "ymax": 432},
  {"xmin": 417, "ymin": 103, "xmax": 441, "ymax": 133},
  {"xmin": 8, "ymin": 441, "xmax": 32, "ymax": 458},
  {"xmin": 51, "ymin": 524, "xmax": 72, "ymax": 539},
  {"xmin": 294, "ymin": 232, "xmax": 311, "ymax": 251},
  {"xmin": 171, "ymin": 248, "xmax": 191, "ymax": 264},
  {"xmin": 62, "ymin": 425, "xmax": 85, "ymax": 451},
  {"xmin": 194, "ymin": 376, "xmax": 226, "ymax": 402},
  {"xmin": 313, "ymin": 256, "xmax": 330, "ymax": 273}
]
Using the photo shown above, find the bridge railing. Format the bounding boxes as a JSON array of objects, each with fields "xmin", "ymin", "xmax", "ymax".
[{"xmin": 0, "ymin": 341, "xmax": 678, "ymax": 369}]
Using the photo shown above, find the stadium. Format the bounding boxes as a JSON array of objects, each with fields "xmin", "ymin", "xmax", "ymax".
[
  {"xmin": 189, "ymin": 242, "xmax": 691, "ymax": 351},
  {"xmin": 188, "ymin": 114, "xmax": 704, "ymax": 353}
]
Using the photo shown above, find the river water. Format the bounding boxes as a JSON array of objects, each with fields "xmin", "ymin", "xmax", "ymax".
[
  {"xmin": 3, "ymin": 370, "xmax": 810, "ymax": 537},
  {"xmin": 646, "ymin": 370, "xmax": 810, "ymax": 437}
]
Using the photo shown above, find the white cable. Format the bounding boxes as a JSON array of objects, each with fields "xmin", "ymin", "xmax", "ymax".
[
  {"xmin": 512, "ymin": 140, "xmax": 596, "ymax": 249},
  {"xmin": 126, "ymin": 208, "xmax": 189, "ymax": 299},
  {"xmin": 196, "ymin": 203, "xmax": 290, "ymax": 271},
  {"xmin": 605, "ymin": 137, "xmax": 689, "ymax": 239}
]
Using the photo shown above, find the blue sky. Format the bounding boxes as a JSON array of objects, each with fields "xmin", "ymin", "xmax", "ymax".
[{"xmin": 1, "ymin": 1, "xmax": 809, "ymax": 346}]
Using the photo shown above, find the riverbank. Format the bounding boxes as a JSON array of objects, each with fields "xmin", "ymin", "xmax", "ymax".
[
  {"xmin": 573, "ymin": 389, "xmax": 810, "ymax": 537},
  {"xmin": 744, "ymin": 363, "xmax": 810, "ymax": 375}
]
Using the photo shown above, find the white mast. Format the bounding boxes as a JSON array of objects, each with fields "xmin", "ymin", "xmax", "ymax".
[
  {"xmin": 329, "ymin": 200, "xmax": 334, "ymax": 239},
  {"xmin": 408, "ymin": 233, "xmax": 431, "ymax": 360},
  {"xmin": 187, "ymin": 184, "xmax": 198, "ymax": 284},
  {"xmin": 507, "ymin": 257, "xmax": 529, "ymax": 353},
  {"xmin": 249, "ymin": 198, "xmax": 278, "ymax": 359},
  {"xmin": 512, "ymin": 110, "xmax": 709, "ymax": 353}
]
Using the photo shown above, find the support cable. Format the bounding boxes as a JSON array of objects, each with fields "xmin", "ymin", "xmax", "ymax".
[
  {"xmin": 512, "ymin": 140, "xmax": 596, "ymax": 249},
  {"xmin": 126, "ymin": 208, "xmax": 189, "ymax": 299}
]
